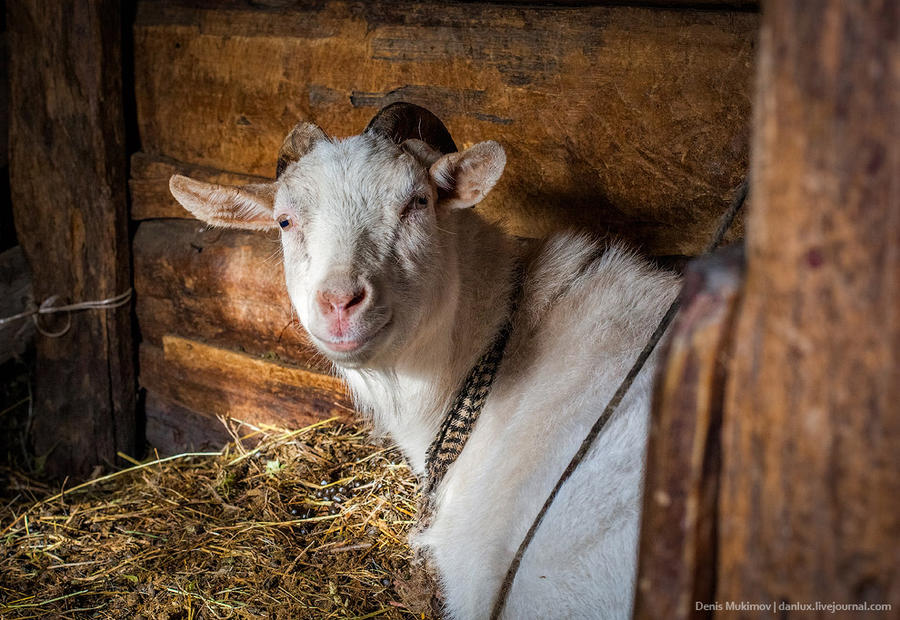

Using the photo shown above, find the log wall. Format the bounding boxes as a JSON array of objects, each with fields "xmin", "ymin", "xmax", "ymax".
[
  {"xmin": 133, "ymin": 0, "xmax": 757, "ymax": 254},
  {"xmin": 130, "ymin": 0, "xmax": 758, "ymax": 452}
]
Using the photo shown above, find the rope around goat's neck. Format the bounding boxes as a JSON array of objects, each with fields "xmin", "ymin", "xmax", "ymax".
[
  {"xmin": 0, "ymin": 288, "xmax": 133, "ymax": 338},
  {"xmin": 488, "ymin": 180, "xmax": 748, "ymax": 620}
]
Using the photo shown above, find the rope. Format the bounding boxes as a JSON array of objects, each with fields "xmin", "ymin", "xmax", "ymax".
[
  {"xmin": 0, "ymin": 288, "xmax": 133, "ymax": 338},
  {"xmin": 488, "ymin": 179, "xmax": 749, "ymax": 620}
]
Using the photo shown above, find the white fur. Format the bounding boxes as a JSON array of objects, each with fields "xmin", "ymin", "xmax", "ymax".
[{"xmin": 170, "ymin": 131, "xmax": 681, "ymax": 619}]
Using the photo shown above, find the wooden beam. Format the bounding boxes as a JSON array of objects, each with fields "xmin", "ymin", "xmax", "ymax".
[
  {"xmin": 717, "ymin": 0, "xmax": 900, "ymax": 614},
  {"xmin": 634, "ymin": 246, "xmax": 742, "ymax": 619},
  {"xmin": 134, "ymin": 1, "xmax": 756, "ymax": 255},
  {"xmin": 8, "ymin": 0, "xmax": 136, "ymax": 477},
  {"xmin": 139, "ymin": 336, "xmax": 353, "ymax": 430}
]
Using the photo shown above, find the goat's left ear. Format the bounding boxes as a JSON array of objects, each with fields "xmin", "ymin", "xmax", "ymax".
[
  {"xmin": 169, "ymin": 175, "xmax": 277, "ymax": 231},
  {"xmin": 430, "ymin": 141, "xmax": 506, "ymax": 210}
]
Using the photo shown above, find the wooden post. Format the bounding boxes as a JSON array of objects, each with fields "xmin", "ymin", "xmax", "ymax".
[
  {"xmin": 635, "ymin": 247, "xmax": 744, "ymax": 620},
  {"xmin": 718, "ymin": 0, "xmax": 899, "ymax": 614},
  {"xmin": 8, "ymin": 0, "xmax": 136, "ymax": 477},
  {"xmin": 0, "ymin": 246, "xmax": 33, "ymax": 363}
]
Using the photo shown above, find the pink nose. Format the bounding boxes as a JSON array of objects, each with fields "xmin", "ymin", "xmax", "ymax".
[{"xmin": 316, "ymin": 287, "xmax": 367, "ymax": 318}]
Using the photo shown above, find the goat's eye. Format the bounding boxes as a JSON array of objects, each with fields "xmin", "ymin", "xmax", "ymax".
[
  {"xmin": 403, "ymin": 195, "xmax": 429, "ymax": 218},
  {"xmin": 276, "ymin": 215, "xmax": 293, "ymax": 230}
]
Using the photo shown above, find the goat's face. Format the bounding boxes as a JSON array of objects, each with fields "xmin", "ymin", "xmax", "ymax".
[
  {"xmin": 169, "ymin": 110, "xmax": 505, "ymax": 368},
  {"xmin": 275, "ymin": 134, "xmax": 443, "ymax": 366}
]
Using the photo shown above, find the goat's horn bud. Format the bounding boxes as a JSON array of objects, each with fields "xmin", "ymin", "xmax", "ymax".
[
  {"xmin": 365, "ymin": 102, "xmax": 457, "ymax": 155},
  {"xmin": 277, "ymin": 122, "xmax": 329, "ymax": 178}
]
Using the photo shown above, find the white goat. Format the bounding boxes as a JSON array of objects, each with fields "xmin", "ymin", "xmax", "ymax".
[{"xmin": 169, "ymin": 103, "xmax": 680, "ymax": 619}]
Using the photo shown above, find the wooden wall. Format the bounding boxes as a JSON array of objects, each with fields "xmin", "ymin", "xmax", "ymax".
[{"xmin": 131, "ymin": 0, "xmax": 758, "ymax": 452}]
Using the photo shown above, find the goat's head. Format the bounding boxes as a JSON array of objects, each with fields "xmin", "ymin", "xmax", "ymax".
[{"xmin": 169, "ymin": 103, "xmax": 506, "ymax": 367}]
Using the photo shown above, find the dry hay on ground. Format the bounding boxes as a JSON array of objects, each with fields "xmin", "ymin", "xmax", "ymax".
[{"xmin": 0, "ymin": 418, "xmax": 431, "ymax": 619}]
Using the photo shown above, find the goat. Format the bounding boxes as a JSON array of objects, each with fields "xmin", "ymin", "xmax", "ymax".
[{"xmin": 169, "ymin": 103, "xmax": 680, "ymax": 619}]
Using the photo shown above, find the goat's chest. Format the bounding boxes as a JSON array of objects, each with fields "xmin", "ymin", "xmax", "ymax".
[{"xmin": 412, "ymin": 359, "xmax": 651, "ymax": 618}]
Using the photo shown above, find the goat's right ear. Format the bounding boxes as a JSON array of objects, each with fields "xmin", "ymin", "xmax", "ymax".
[
  {"xmin": 169, "ymin": 175, "xmax": 277, "ymax": 231},
  {"xmin": 430, "ymin": 141, "xmax": 506, "ymax": 210}
]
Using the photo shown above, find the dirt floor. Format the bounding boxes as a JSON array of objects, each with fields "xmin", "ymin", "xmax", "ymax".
[{"xmin": 0, "ymin": 371, "xmax": 429, "ymax": 619}]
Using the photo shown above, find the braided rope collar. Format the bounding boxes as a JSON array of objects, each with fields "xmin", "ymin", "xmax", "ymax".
[
  {"xmin": 410, "ymin": 321, "xmax": 515, "ymax": 617},
  {"xmin": 407, "ymin": 273, "xmax": 521, "ymax": 617},
  {"xmin": 423, "ymin": 304, "xmax": 516, "ymax": 499}
]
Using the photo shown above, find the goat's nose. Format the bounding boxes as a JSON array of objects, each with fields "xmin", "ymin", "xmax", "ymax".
[{"xmin": 316, "ymin": 287, "xmax": 367, "ymax": 317}]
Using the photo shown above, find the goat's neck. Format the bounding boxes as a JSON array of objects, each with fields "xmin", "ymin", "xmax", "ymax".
[{"xmin": 342, "ymin": 211, "xmax": 519, "ymax": 477}]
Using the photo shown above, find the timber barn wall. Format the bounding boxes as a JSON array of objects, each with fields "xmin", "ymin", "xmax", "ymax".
[{"xmin": 130, "ymin": 0, "xmax": 759, "ymax": 453}]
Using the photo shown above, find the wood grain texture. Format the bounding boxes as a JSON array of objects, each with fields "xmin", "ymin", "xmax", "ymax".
[
  {"xmin": 133, "ymin": 219, "xmax": 328, "ymax": 371},
  {"xmin": 634, "ymin": 246, "xmax": 743, "ymax": 620},
  {"xmin": 718, "ymin": 0, "xmax": 900, "ymax": 614},
  {"xmin": 133, "ymin": 0, "xmax": 756, "ymax": 255},
  {"xmin": 8, "ymin": 0, "xmax": 136, "ymax": 477},
  {"xmin": 130, "ymin": 151, "xmax": 269, "ymax": 220},
  {"xmin": 145, "ymin": 391, "xmax": 233, "ymax": 456},
  {"xmin": 139, "ymin": 336, "xmax": 353, "ymax": 429},
  {"xmin": 0, "ymin": 246, "xmax": 33, "ymax": 363}
]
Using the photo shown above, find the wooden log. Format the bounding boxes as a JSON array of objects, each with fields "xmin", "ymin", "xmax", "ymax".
[
  {"xmin": 133, "ymin": 1, "xmax": 756, "ymax": 256},
  {"xmin": 139, "ymin": 336, "xmax": 353, "ymax": 430},
  {"xmin": 0, "ymin": 246, "xmax": 33, "ymax": 363},
  {"xmin": 634, "ymin": 245, "xmax": 743, "ymax": 620},
  {"xmin": 8, "ymin": 0, "xmax": 136, "ymax": 477},
  {"xmin": 144, "ymin": 391, "xmax": 233, "ymax": 456},
  {"xmin": 130, "ymin": 152, "xmax": 269, "ymax": 221},
  {"xmin": 133, "ymin": 219, "xmax": 328, "ymax": 370},
  {"xmin": 717, "ymin": 1, "xmax": 900, "ymax": 615}
]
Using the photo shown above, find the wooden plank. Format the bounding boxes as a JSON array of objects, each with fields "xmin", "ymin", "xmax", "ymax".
[
  {"xmin": 8, "ymin": 0, "xmax": 136, "ymax": 477},
  {"xmin": 133, "ymin": 1, "xmax": 756, "ymax": 256},
  {"xmin": 139, "ymin": 336, "xmax": 353, "ymax": 430},
  {"xmin": 145, "ymin": 391, "xmax": 233, "ymax": 456},
  {"xmin": 634, "ymin": 245, "xmax": 743, "ymax": 620},
  {"xmin": 0, "ymin": 246, "xmax": 33, "ymax": 363},
  {"xmin": 133, "ymin": 219, "xmax": 328, "ymax": 370},
  {"xmin": 717, "ymin": 0, "xmax": 900, "ymax": 615}
]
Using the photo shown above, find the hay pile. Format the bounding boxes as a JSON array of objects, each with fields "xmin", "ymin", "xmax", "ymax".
[{"xmin": 0, "ymin": 418, "xmax": 431, "ymax": 619}]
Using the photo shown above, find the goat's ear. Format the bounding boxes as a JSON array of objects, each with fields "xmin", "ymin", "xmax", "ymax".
[
  {"xmin": 278, "ymin": 122, "xmax": 328, "ymax": 177},
  {"xmin": 430, "ymin": 141, "xmax": 506, "ymax": 210},
  {"xmin": 169, "ymin": 175, "xmax": 277, "ymax": 231}
]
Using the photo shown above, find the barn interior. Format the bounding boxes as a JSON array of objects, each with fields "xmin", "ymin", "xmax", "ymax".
[{"xmin": 1, "ymin": 0, "xmax": 897, "ymax": 618}]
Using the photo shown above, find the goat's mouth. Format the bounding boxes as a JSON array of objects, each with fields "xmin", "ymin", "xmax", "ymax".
[{"xmin": 311, "ymin": 314, "xmax": 393, "ymax": 363}]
